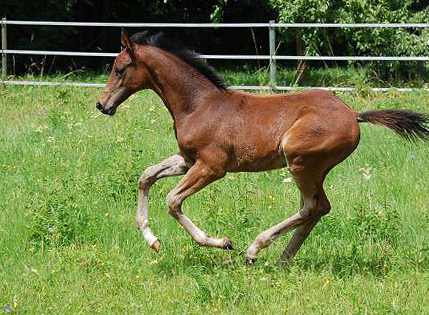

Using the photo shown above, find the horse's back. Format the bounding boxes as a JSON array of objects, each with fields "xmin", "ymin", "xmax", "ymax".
[
  {"xmin": 204, "ymin": 89, "xmax": 360, "ymax": 172},
  {"xmin": 272, "ymin": 90, "xmax": 361, "ymax": 175}
]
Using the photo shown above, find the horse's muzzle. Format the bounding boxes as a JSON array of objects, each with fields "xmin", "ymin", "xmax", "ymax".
[
  {"xmin": 96, "ymin": 102, "xmax": 116, "ymax": 116},
  {"xmin": 96, "ymin": 102, "xmax": 104, "ymax": 111}
]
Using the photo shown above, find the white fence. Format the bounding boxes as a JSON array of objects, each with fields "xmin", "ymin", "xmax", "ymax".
[{"xmin": 1, "ymin": 19, "xmax": 429, "ymax": 91}]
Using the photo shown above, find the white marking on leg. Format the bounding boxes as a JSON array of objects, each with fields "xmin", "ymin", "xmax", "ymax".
[{"xmin": 141, "ymin": 220, "xmax": 158, "ymax": 248}]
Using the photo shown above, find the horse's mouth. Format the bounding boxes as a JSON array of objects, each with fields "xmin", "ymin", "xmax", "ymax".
[
  {"xmin": 96, "ymin": 102, "xmax": 117, "ymax": 116},
  {"xmin": 102, "ymin": 107, "xmax": 117, "ymax": 116}
]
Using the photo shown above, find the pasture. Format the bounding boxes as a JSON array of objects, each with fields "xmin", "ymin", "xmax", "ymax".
[{"xmin": 0, "ymin": 85, "xmax": 428, "ymax": 314}]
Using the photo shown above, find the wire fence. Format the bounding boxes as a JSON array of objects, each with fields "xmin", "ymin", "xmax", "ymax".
[
  {"xmin": 1, "ymin": 19, "xmax": 429, "ymax": 92},
  {"xmin": 4, "ymin": 49, "xmax": 429, "ymax": 61}
]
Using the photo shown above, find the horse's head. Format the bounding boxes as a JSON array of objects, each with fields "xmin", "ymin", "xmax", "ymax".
[{"xmin": 96, "ymin": 29, "xmax": 151, "ymax": 116}]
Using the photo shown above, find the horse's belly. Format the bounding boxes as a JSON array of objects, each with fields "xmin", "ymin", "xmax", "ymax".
[{"xmin": 228, "ymin": 149, "xmax": 287, "ymax": 172}]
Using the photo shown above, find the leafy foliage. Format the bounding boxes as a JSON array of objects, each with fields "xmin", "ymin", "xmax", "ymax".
[
  {"xmin": 270, "ymin": 0, "xmax": 429, "ymax": 80},
  {"xmin": 1, "ymin": 0, "xmax": 274, "ymax": 74},
  {"xmin": 2, "ymin": 0, "xmax": 428, "ymax": 82}
]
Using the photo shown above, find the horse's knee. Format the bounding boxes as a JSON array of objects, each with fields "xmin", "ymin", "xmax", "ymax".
[
  {"xmin": 138, "ymin": 166, "xmax": 158, "ymax": 190},
  {"xmin": 166, "ymin": 191, "xmax": 182, "ymax": 217}
]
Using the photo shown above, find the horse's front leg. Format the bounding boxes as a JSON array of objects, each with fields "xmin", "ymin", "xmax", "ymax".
[
  {"xmin": 166, "ymin": 160, "xmax": 234, "ymax": 250},
  {"xmin": 136, "ymin": 154, "xmax": 189, "ymax": 250}
]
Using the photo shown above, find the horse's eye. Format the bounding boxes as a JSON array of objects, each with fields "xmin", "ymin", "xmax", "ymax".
[{"xmin": 116, "ymin": 67, "xmax": 125, "ymax": 76}]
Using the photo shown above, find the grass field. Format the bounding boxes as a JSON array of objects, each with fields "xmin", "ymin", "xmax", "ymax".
[
  {"xmin": 14, "ymin": 64, "xmax": 429, "ymax": 89},
  {"xmin": 0, "ymin": 85, "xmax": 428, "ymax": 314}
]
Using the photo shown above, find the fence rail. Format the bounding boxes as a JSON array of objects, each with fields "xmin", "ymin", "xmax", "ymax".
[
  {"xmin": 1, "ymin": 19, "xmax": 429, "ymax": 91},
  {"xmin": 4, "ymin": 49, "xmax": 429, "ymax": 61}
]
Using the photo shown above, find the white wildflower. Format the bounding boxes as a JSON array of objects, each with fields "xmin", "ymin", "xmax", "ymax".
[{"xmin": 283, "ymin": 177, "xmax": 293, "ymax": 183}]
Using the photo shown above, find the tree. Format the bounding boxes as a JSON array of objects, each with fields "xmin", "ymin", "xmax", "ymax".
[{"xmin": 270, "ymin": 0, "xmax": 429, "ymax": 81}]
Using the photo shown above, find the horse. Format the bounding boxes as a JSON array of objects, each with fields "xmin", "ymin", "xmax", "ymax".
[{"xmin": 96, "ymin": 29, "xmax": 429, "ymax": 265}]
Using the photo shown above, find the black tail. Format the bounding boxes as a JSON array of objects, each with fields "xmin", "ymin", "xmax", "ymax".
[{"xmin": 357, "ymin": 109, "xmax": 429, "ymax": 141}]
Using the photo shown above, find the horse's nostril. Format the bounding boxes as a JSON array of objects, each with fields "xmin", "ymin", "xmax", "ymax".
[{"xmin": 96, "ymin": 102, "xmax": 104, "ymax": 110}]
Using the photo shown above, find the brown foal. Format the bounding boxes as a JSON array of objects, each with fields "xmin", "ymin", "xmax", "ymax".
[{"xmin": 96, "ymin": 30, "xmax": 429, "ymax": 265}]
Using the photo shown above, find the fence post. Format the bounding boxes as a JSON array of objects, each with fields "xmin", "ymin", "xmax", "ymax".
[
  {"xmin": 1, "ymin": 18, "xmax": 7, "ymax": 78},
  {"xmin": 269, "ymin": 20, "xmax": 276, "ymax": 86}
]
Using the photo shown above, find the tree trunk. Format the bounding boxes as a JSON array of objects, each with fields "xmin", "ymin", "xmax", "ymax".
[{"xmin": 294, "ymin": 33, "xmax": 307, "ymax": 85}]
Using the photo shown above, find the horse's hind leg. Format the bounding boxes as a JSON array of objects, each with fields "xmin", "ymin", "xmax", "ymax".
[
  {"xmin": 245, "ymin": 210, "xmax": 307, "ymax": 264},
  {"xmin": 276, "ymin": 216, "xmax": 321, "ymax": 265},
  {"xmin": 245, "ymin": 169, "xmax": 330, "ymax": 265},
  {"xmin": 136, "ymin": 154, "xmax": 189, "ymax": 251},
  {"xmin": 275, "ymin": 190, "xmax": 323, "ymax": 265}
]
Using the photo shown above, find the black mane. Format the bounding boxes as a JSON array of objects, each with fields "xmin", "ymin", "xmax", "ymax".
[{"xmin": 130, "ymin": 31, "xmax": 228, "ymax": 90}]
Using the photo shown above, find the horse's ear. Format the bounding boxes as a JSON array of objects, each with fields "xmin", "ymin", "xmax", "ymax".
[{"xmin": 121, "ymin": 28, "xmax": 133, "ymax": 55}]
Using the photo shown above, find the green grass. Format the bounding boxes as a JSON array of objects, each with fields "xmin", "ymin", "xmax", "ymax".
[
  {"xmin": 1, "ymin": 85, "xmax": 429, "ymax": 314},
  {"xmin": 8, "ymin": 65, "xmax": 429, "ymax": 89}
]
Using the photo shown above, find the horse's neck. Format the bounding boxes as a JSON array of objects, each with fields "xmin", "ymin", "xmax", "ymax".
[{"xmin": 142, "ymin": 48, "xmax": 219, "ymax": 122}]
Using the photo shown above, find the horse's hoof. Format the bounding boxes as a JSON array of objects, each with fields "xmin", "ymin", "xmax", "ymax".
[
  {"xmin": 151, "ymin": 239, "xmax": 161, "ymax": 252},
  {"xmin": 223, "ymin": 238, "xmax": 234, "ymax": 250},
  {"xmin": 245, "ymin": 256, "xmax": 257, "ymax": 266}
]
